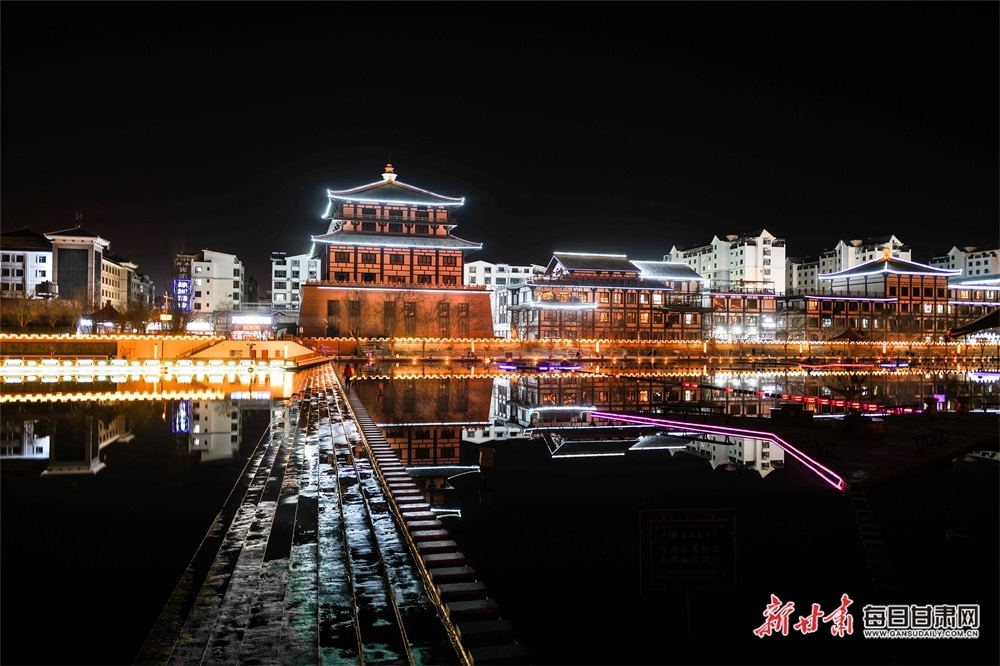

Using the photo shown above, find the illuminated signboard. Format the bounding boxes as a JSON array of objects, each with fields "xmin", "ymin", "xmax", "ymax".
[
  {"xmin": 171, "ymin": 400, "xmax": 191, "ymax": 434},
  {"xmin": 173, "ymin": 279, "xmax": 192, "ymax": 311}
]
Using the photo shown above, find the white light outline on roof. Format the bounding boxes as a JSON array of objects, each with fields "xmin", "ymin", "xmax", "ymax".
[
  {"xmin": 310, "ymin": 234, "xmax": 482, "ymax": 250},
  {"xmin": 553, "ymin": 251, "xmax": 629, "ymax": 258},
  {"xmin": 327, "ymin": 181, "xmax": 464, "ymax": 205},
  {"xmin": 819, "ymin": 257, "xmax": 961, "ymax": 279},
  {"xmin": 311, "ymin": 285, "xmax": 485, "ymax": 295}
]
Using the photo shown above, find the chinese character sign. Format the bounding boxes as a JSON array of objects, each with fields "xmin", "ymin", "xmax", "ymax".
[{"xmin": 174, "ymin": 278, "xmax": 192, "ymax": 311}]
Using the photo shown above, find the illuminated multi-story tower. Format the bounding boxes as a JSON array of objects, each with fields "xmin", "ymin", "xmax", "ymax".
[{"xmin": 299, "ymin": 164, "xmax": 492, "ymax": 337}]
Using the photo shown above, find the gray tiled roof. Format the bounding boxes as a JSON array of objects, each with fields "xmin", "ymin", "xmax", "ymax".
[
  {"xmin": 328, "ymin": 179, "xmax": 464, "ymax": 205},
  {"xmin": 820, "ymin": 256, "xmax": 959, "ymax": 279},
  {"xmin": 311, "ymin": 230, "xmax": 482, "ymax": 250},
  {"xmin": 551, "ymin": 253, "xmax": 639, "ymax": 273},
  {"xmin": 0, "ymin": 228, "xmax": 52, "ymax": 251},
  {"xmin": 630, "ymin": 260, "xmax": 705, "ymax": 281},
  {"xmin": 45, "ymin": 225, "xmax": 107, "ymax": 239}
]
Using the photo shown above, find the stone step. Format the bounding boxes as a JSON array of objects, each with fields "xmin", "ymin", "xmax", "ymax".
[
  {"xmin": 437, "ymin": 581, "xmax": 488, "ymax": 602},
  {"xmin": 457, "ymin": 619, "xmax": 515, "ymax": 646},
  {"xmin": 469, "ymin": 643, "xmax": 531, "ymax": 665},
  {"xmin": 418, "ymin": 540, "xmax": 459, "ymax": 554},
  {"xmin": 406, "ymin": 520, "xmax": 445, "ymax": 531},
  {"xmin": 423, "ymin": 552, "xmax": 467, "ymax": 568},
  {"xmin": 430, "ymin": 566, "xmax": 478, "ymax": 583},
  {"xmin": 445, "ymin": 599, "xmax": 500, "ymax": 622},
  {"xmin": 411, "ymin": 529, "xmax": 452, "ymax": 542}
]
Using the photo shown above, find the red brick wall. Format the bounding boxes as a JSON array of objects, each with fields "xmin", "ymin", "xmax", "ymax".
[{"xmin": 299, "ymin": 284, "xmax": 493, "ymax": 338}]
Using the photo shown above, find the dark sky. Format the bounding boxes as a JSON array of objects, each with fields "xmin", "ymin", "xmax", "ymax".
[{"xmin": 3, "ymin": 3, "xmax": 997, "ymax": 293}]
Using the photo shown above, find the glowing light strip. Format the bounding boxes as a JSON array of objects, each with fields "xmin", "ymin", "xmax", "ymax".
[
  {"xmin": 524, "ymin": 282, "xmax": 678, "ymax": 292},
  {"xmin": 948, "ymin": 300, "xmax": 1000, "ymax": 306},
  {"xmin": 554, "ymin": 251, "xmax": 629, "ymax": 257},
  {"xmin": 801, "ymin": 295, "xmax": 898, "ymax": 302},
  {"xmin": 526, "ymin": 301, "xmax": 599, "ymax": 310},
  {"xmin": 820, "ymin": 266, "xmax": 961, "ymax": 279},
  {"xmin": 311, "ymin": 235, "xmax": 481, "ymax": 250},
  {"xmin": 328, "ymin": 194, "xmax": 464, "ymax": 206},
  {"xmin": 404, "ymin": 465, "xmax": 481, "ymax": 473},
  {"xmin": 552, "ymin": 452, "xmax": 626, "ymax": 458},
  {"xmin": 590, "ymin": 411, "xmax": 847, "ymax": 491},
  {"xmin": 376, "ymin": 421, "xmax": 490, "ymax": 427},
  {"xmin": 525, "ymin": 405, "xmax": 597, "ymax": 413},
  {"xmin": 0, "ymin": 390, "xmax": 226, "ymax": 403},
  {"xmin": 311, "ymin": 285, "xmax": 486, "ymax": 294},
  {"xmin": 799, "ymin": 363, "xmax": 875, "ymax": 369}
]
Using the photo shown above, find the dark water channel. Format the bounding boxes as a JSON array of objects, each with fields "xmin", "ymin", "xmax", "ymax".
[
  {"xmin": 358, "ymin": 373, "xmax": 998, "ymax": 665},
  {"xmin": 1, "ymin": 397, "xmax": 271, "ymax": 665}
]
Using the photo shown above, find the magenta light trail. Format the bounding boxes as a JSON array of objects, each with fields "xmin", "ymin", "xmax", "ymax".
[{"xmin": 590, "ymin": 411, "xmax": 848, "ymax": 492}]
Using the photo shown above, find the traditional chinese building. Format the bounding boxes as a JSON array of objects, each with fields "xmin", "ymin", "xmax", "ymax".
[
  {"xmin": 299, "ymin": 165, "xmax": 492, "ymax": 337},
  {"xmin": 507, "ymin": 252, "xmax": 707, "ymax": 340},
  {"xmin": 776, "ymin": 249, "xmax": 970, "ymax": 341}
]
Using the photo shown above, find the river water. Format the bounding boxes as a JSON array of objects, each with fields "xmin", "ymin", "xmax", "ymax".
[{"xmin": 1, "ymin": 368, "xmax": 996, "ymax": 664}]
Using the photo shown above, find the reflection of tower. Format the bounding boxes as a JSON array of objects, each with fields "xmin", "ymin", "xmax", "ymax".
[
  {"xmin": 42, "ymin": 416, "xmax": 106, "ymax": 476},
  {"xmin": 0, "ymin": 418, "xmax": 50, "ymax": 459},
  {"xmin": 188, "ymin": 400, "xmax": 241, "ymax": 462}
]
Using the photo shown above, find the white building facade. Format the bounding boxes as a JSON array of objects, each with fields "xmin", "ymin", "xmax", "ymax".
[
  {"xmin": 270, "ymin": 251, "xmax": 321, "ymax": 310},
  {"xmin": 929, "ymin": 246, "xmax": 1000, "ymax": 277},
  {"xmin": 175, "ymin": 249, "xmax": 245, "ymax": 314},
  {"xmin": 668, "ymin": 229, "xmax": 786, "ymax": 294},
  {"xmin": 0, "ymin": 229, "xmax": 53, "ymax": 299},
  {"xmin": 787, "ymin": 235, "xmax": 911, "ymax": 294},
  {"xmin": 463, "ymin": 260, "xmax": 542, "ymax": 337}
]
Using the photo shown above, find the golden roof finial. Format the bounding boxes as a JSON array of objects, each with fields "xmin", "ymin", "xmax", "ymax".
[
  {"xmin": 882, "ymin": 247, "xmax": 891, "ymax": 260},
  {"xmin": 382, "ymin": 162, "xmax": 397, "ymax": 182}
]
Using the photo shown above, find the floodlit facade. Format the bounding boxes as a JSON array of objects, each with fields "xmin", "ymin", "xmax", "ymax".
[
  {"xmin": 173, "ymin": 249, "xmax": 245, "ymax": 314},
  {"xmin": 270, "ymin": 251, "xmax": 321, "ymax": 310},
  {"xmin": 464, "ymin": 260, "xmax": 542, "ymax": 337},
  {"xmin": 508, "ymin": 252, "xmax": 707, "ymax": 340},
  {"xmin": 45, "ymin": 226, "xmax": 112, "ymax": 305},
  {"xmin": 787, "ymin": 235, "xmax": 911, "ymax": 294},
  {"xmin": 0, "ymin": 228, "xmax": 54, "ymax": 299},
  {"xmin": 299, "ymin": 164, "xmax": 492, "ymax": 337},
  {"xmin": 668, "ymin": 229, "xmax": 786, "ymax": 294},
  {"xmin": 929, "ymin": 245, "xmax": 1000, "ymax": 276}
]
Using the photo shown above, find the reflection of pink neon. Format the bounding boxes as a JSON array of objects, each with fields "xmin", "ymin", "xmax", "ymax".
[
  {"xmin": 800, "ymin": 363, "xmax": 875, "ymax": 369},
  {"xmin": 590, "ymin": 411, "xmax": 847, "ymax": 492}
]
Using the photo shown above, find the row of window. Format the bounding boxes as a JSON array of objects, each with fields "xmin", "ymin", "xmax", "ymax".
[
  {"xmin": 533, "ymin": 311, "xmax": 698, "ymax": 324},
  {"xmin": 467, "ymin": 265, "xmax": 527, "ymax": 274},
  {"xmin": 333, "ymin": 251, "xmax": 458, "ymax": 267},
  {"xmin": 887, "ymin": 286, "xmax": 946, "ymax": 298},
  {"xmin": 352, "ymin": 221, "xmax": 436, "ymax": 234},
  {"xmin": 0, "ymin": 254, "xmax": 46, "ymax": 263},
  {"xmin": 332, "ymin": 272, "xmax": 458, "ymax": 285}
]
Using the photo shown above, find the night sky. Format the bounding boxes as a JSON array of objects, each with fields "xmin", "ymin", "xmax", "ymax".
[{"xmin": 3, "ymin": 3, "xmax": 997, "ymax": 293}]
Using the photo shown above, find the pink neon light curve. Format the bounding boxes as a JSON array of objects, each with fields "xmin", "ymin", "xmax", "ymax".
[{"xmin": 590, "ymin": 411, "xmax": 848, "ymax": 492}]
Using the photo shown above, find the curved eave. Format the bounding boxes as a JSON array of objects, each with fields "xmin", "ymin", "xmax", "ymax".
[
  {"xmin": 326, "ymin": 180, "xmax": 465, "ymax": 206},
  {"xmin": 310, "ymin": 232, "xmax": 482, "ymax": 251},
  {"xmin": 819, "ymin": 266, "xmax": 961, "ymax": 280}
]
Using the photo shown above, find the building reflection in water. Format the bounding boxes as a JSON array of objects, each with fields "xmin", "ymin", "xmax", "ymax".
[{"xmin": 0, "ymin": 390, "xmax": 273, "ymax": 476}]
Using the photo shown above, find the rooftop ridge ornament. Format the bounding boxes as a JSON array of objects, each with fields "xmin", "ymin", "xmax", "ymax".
[{"xmin": 382, "ymin": 162, "xmax": 397, "ymax": 182}]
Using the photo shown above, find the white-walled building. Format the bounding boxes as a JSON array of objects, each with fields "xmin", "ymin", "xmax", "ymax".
[
  {"xmin": 45, "ymin": 226, "xmax": 112, "ymax": 305},
  {"xmin": 100, "ymin": 254, "xmax": 130, "ymax": 311},
  {"xmin": 270, "ymin": 251, "xmax": 321, "ymax": 310},
  {"xmin": 787, "ymin": 235, "xmax": 911, "ymax": 294},
  {"xmin": 929, "ymin": 246, "xmax": 1000, "ymax": 276},
  {"xmin": 173, "ymin": 249, "xmax": 244, "ymax": 314},
  {"xmin": 668, "ymin": 229, "xmax": 786, "ymax": 294},
  {"xmin": 0, "ymin": 228, "xmax": 53, "ymax": 298},
  {"xmin": 188, "ymin": 400, "xmax": 242, "ymax": 462},
  {"xmin": 463, "ymin": 260, "xmax": 543, "ymax": 337}
]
